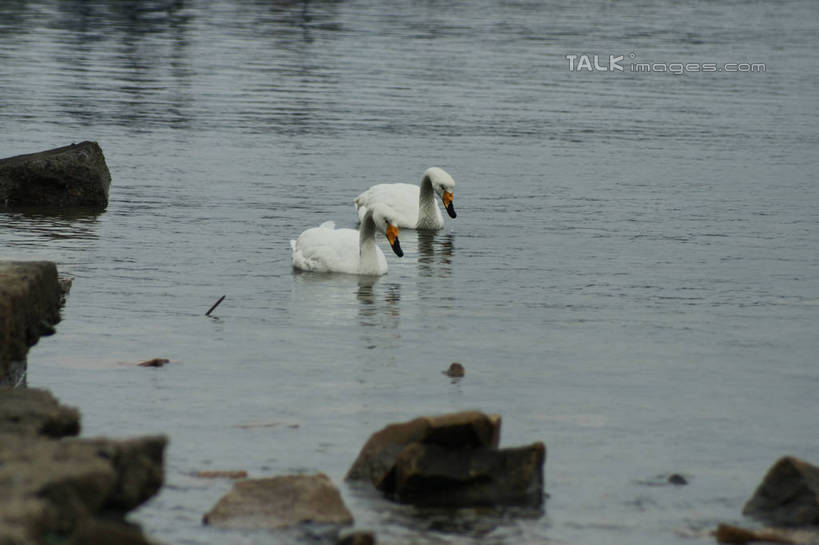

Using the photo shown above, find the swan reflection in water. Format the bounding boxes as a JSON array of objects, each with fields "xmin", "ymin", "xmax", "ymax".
[
  {"xmin": 417, "ymin": 231, "xmax": 454, "ymax": 278},
  {"xmin": 357, "ymin": 279, "xmax": 401, "ymax": 331},
  {"xmin": 417, "ymin": 231, "xmax": 455, "ymax": 278}
]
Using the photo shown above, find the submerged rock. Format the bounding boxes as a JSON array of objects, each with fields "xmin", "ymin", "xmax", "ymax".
[
  {"xmin": 337, "ymin": 530, "xmax": 376, "ymax": 545},
  {"xmin": 712, "ymin": 523, "xmax": 819, "ymax": 544},
  {"xmin": 743, "ymin": 456, "xmax": 819, "ymax": 527},
  {"xmin": 195, "ymin": 470, "xmax": 248, "ymax": 479},
  {"xmin": 0, "ymin": 141, "xmax": 111, "ymax": 209},
  {"xmin": 346, "ymin": 411, "xmax": 545, "ymax": 508},
  {"xmin": 203, "ymin": 474, "xmax": 353, "ymax": 530}
]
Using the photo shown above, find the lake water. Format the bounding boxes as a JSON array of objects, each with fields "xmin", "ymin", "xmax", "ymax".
[{"xmin": 2, "ymin": 1, "xmax": 818, "ymax": 544}]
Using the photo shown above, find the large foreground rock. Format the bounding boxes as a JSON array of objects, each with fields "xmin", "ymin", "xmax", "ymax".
[
  {"xmin": 203, "ymin": 474, "xmax": 353, "ymax": 530},
  {"xmin": 0, "ymin": 141, "xmax": 111, "ymax": 208},
  {"xmin": 0, "ymin": 261, "xmax": 65, "ymax": 386},
  {"xmin": 0, "ymin": 388, "xmax": 167, "ymax": 545},
  {"xmin": 743, "ymin": 456, "xmax": 819, "ymax": 526},
  {"xmin": 346, "ymin": 411, "xmax": 545, "ymax": 508},
  {"xmin": 0, "ymin": 387, "xmax": 80, "ymax": 437}
]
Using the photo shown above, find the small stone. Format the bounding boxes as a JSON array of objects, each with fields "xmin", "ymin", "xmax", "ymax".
[
  {"xmin": 668, "ymin": 473, "xmax": 688, "ymax": 485},
  {"xmin": 136, "ymin": 358, "xmax": 170, "ymax": 367},
  {"xmin": 443, "ymin": 362, "xmax": 465, "ymax": 378}
]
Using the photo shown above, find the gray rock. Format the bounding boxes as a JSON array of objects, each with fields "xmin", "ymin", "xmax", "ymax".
[
  {"xmin": 0, "ymin": 387, "xmax": 80, "ymax": 437},
  {"xmin": 0, "ymin": 261, "xmax": 64, "ymax": 386},
  {"xmin": 743, "ymin": 456, "xmax": 819, "ymax": 526},
  {"xmin": 203, "ymin": 474, "xmax": 353, "ymax": 530},
  {"xmin": 0, "ymin": 432, "xmax": 167, "ymax": 544},
  {"xmin": 346, "ymin": 411, "xmax": 545, "ymax": 508},
  {"xmin": 386, "ymin": 441, "xmax": 546, "ymax": 507},
  {"xmin": 0, "ymin": 141, "xmax": 111, "ymax": 209},
  {"xmin": 345, "ymin": 411, "xmax": 501, "ymax": 487}
]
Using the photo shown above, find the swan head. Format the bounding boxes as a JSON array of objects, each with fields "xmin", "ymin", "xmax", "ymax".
[
  {"xmin": 367, "ymin": 204, "xmax": 404, "ymax": 257},
  {"xmin": 424, "ymin": 167, "xmax": 457, "ymax": 219}
]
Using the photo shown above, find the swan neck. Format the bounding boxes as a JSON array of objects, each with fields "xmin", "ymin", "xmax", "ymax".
[
  {"xmin": 417, "ymin": 175, "xmax": 438, "ymax": 227},
  {"xmin": 359, "ymin": 213, "xmax": 379, "ymax": 273}
]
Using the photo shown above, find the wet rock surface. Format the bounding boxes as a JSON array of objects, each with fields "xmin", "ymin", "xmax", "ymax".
[
  {"xmin": 0, "ymin": 141, "xmax": 111, "ymax": 209},
  {"xmin": 346, "ymin": 411, "xmax": 545, "ymax": 508},
  {"xmin": 0, "ymin": 261, "xmax": 65, "ymax": 386},
  {"xmin": 203, "ymin": 473, "xmax": 353, "ymax": 530},
  {"xmin": 743, "ymin": 456, "xmax": 819, "ymax": 527},
  {"xmin": 386, "ymin": 441, "xmax": 546, "ymax": 507},
  {"xmin": 345, "ymin": 410, "xmax": 501, "ymax": 487},
  {"xmin": 0, "ymin": 389, "xmax": 166, "ymax": 545}
]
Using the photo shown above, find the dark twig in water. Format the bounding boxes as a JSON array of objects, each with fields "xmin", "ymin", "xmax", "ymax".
[{"xmin": 206, "ymin": 295, "xmax": 226, "ymax": 316}]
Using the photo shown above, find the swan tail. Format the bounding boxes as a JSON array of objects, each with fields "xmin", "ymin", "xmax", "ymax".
[{"xmin": 319, "ymin": 220, "xmax": 335, "ymax": 230}]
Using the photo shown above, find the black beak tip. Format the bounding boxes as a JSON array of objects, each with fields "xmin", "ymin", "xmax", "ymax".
[
  {"xmin": 446, "ymin": 202, "xmax": 457, "ymax": 218},
  {"xmin": 391, "ymin": 239, "xmax": 404, "ymax": 257}
]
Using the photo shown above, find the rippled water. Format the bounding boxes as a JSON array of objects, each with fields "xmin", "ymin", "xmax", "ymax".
[{"xmin": 2, "ymin": 1, "xmax": 818, "ymax": 544}]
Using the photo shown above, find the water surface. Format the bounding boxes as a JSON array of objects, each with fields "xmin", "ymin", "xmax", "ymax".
[{"xmin": 2, "ymin": 1, "xmax": 818, "ymax": 544}]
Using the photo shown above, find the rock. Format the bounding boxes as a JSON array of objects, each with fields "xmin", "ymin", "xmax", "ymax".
[
  {"xmin": 345, "ymin": 411, "xmax": 501, "ymax": 486},
  {"xmin": 0, "ymin": 432, "xmax": 167, "ymax": 544},
  {"xmin": 713, "ymin": 523, "xmax": 812, "ymax": 544},
  {"xmin": 71, "ymin": 518, "xmax": 158, "ymax": 545},
  {"xmin": 337, "ymin": 530, "xmax": 376, "ymax": 545},
  {"xmin": 443, "ymin": 362, "xmax": 465, "ymax": 378},
  {"xmin": 0, "ymin": 387, "xmax": 80, "ymax": 437},
  {"xmin": 743, "ymin": 456, "xmax": 819, "ymax": 526},
  {"xmin": 346, "ymin": 412, "xmax": 545, "ymax": 508},
  {"xmin": 136, "ymin": 358, "xmax": 170, "ymax": 367},
  {"xmin": 82, "ymin": 435, "xmax": 167, "ymax": 513},
  {"xmin": 385, "ymin": 441, "xmax": 546, "ymax": 507},
  {"xmin": 203, "ymin": 474, "xmax": 353, "ymax": 530},
  {"xmin": 0, "ymin": 141, "xmax": 111, "ymax": 209},
  {"xmin": 0, "ymin": 261, "xmax": 64, "ymax": 386},
  {"xmin": 668, "ymin": 473, "xmax": 688, "ymax": 486}
]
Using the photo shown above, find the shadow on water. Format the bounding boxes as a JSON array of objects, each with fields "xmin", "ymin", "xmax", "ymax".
[{"xmin": 0, "ymin": 207, "xmax": 102, "ymax": 241}]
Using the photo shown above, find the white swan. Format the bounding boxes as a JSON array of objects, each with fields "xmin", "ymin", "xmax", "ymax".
[
  {"xmin": 290, "ymin": 204, "xmax": 403, "ymax": 275},
  {"xmin": 353, "ymin": 167, "xmax": 457, "ymax": 231}
]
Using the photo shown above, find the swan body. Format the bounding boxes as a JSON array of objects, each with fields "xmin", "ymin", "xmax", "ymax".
[
  {"xmin": 290, "ymin": 205, "xmax": 403, "ymax": 275},
  {"xmin": 354, "ymin": 167, "xmax": 457, "ymax": 231}
]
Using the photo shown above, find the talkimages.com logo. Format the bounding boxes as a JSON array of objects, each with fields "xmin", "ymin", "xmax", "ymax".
[{"xmin": 565, "ymin": 52, "xmax": 766, "ymax": 74}]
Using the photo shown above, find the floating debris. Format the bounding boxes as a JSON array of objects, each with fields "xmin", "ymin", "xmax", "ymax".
[
  {"xmin": 136, "ymin": 358, "xmax": 170, "ymax": 367},
  {"xmin": 443, "ymin": 362, "xmax": 465, "ymax": 378},
  {"xmin": 195, "ymin": 470, "xmax": 248, "ymax": 480}
]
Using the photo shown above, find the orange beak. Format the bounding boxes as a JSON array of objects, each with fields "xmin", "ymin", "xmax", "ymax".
[
  {"xmin": 442, "ymin": 191, "xmax": 456, "ymax": 218},
  {"xmin": 385, "ymin": 224, "xmax": 403, "ymax": 257}
]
